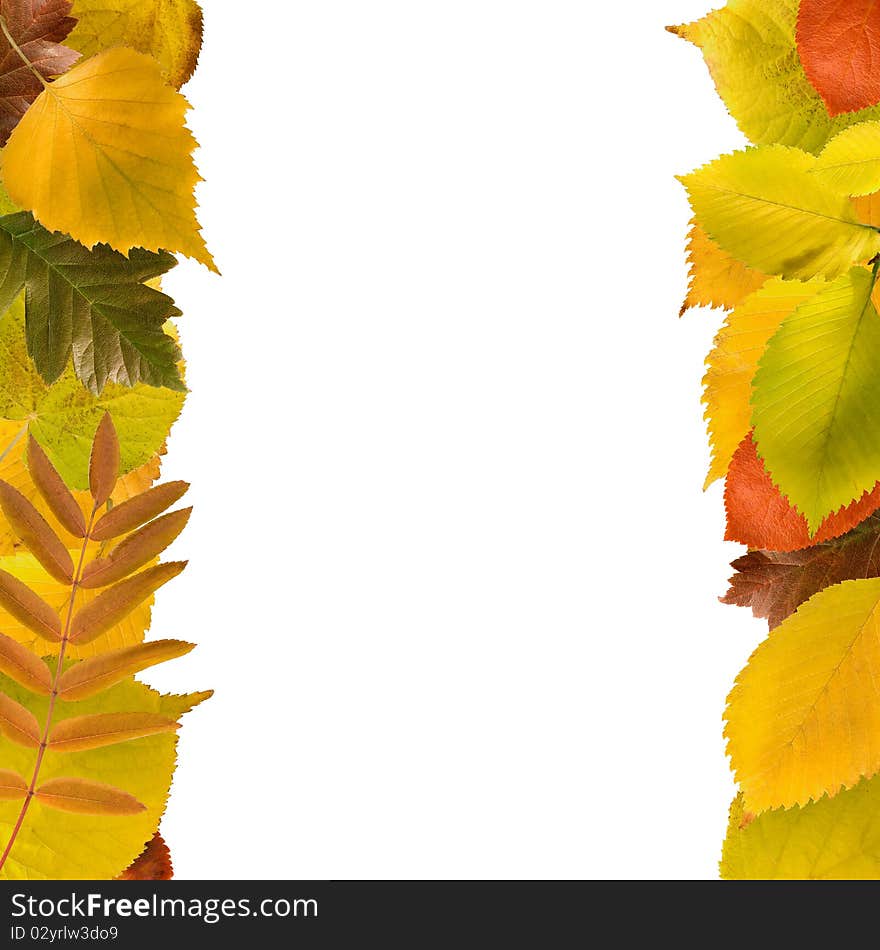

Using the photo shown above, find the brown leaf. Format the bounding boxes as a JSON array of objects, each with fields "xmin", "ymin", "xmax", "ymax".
[
  {"xmin": 0, "ymin": 768, "xmax": 27, "ymax": 801},
  {"xmin": 49, "ymin": 712, "xmax": 178, "ymax": 753},
  {"xmin": 0, "ymin": 480, "xmax": 74, "ymax": 583},
  {"xmin": 0, "ymin": 0, "xmax": 78, "ymax": 147},
  {"xmin": 69, "ymin": 561, "xmax": 187, "ymax": 645},
  {"xmin": 0, "ymin": 690, "xmax": 41, "ymax": 748},
  {"xmin": 722, "ymin": 514, "xmax": 880, "ymax": 629},
  {"xmin": 0, "ymin": 631, "xmax": 51, "ymax": 694},
  {"xmin": 92, "ymin": 480, "xmax": 189, "ymax": 542},
  {"xmin": 81, "ymin": 507, "xmax": 191, "ymax": 589},
  {"xmin": 89, "ymin": 413, "xmax": 120, "ymax": 508},
  {"xmin": 116, "ymin": 833, "xmax": 173, "ymax": 881},
  {"xmin": 58, "ymin": 639, "xmax": 195, "ymax": 701},
  {"xmin": 27, "ymin": 436, "xmax": 86, "ymax": 538},
  {"xmin": 0, "ymin": 568, "xmax": 61, "ymax": 642},
  {"xmin": 35, "ymin": 776, "xmax": 146, "ymax": 815}
]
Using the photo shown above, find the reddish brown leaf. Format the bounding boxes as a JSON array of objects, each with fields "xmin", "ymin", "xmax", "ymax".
[
  {"xmin": 92, "ymin": 481, "xmax": 190, "ymax": 542},
  {"xmin": 49, "ymin": 712, "xmax": 178, "ymax": 753},
  {"xmin": 81, "ymin": 507, "xmax": 191, "ymax": 589},
  {"xmin": 117, "ymin": 833, "xmax": 173, "ymax": 881},
  {"xmin": 70, "ymin": 561, "xmax": 187, "ymax": 645},
  {"xmin": 0, "ymin": 690, "xmax": 40, "ymax": 748},
  {"xmin": 722, "ymin": 514, "xmax": 880, "ymax": 628},
  {"xmin": 89, "ymin": 413, "xmax": 120, "ymax": 508},
  {"xmin": 797, "ymin": 0, "xmax": 880, "ymax": 115},
  {"xmin": 0, "ymin": 768, "xmax": 27, "ymax": 800},
  {"xmin": 0, "ymin": 480, "xmax": 73, "ymax": 582},
  {"xmin": 0, "ymin": 568, "xmax": 61, "ymax": 643},
  {"xmin": 58, "ymin": 639, "xmax": 196, "ymax": 701},
  {"xmin": 35, "ymin": 777, "xmax": 146, "ymax": 815},
  {"xmin": 0, "ymin": 0, "xmax": 78, "ymax": 147},
  {"xmin": 724, "ymin": 433, "xmax": 880, "ymax": 551},
  {"xmin": 0, "ymin": 630, "xmax": 51, "ymax": 694},
  {"xmin": 27, "ymin": 435, "xmax": 86, "ymax": 538}
]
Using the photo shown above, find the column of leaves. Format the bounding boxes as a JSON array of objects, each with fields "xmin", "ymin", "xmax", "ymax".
[{"xmin": 0, "ymin": 415, "xmax": 199, "ymax": 877}]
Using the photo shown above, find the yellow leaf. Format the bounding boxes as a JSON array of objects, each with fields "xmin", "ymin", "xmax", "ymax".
[
  {"xmin": 681, "ymin": 221, "xmax": 767, "ymax": 315},
  {"xmin": 1, "ymin": 47, "xmax": 214, "ymax": 270},
  {"xmin": 67, "ymin": 0, "xmax": 204, "ymax": 89},
  {"xmin": 725, "ymin": 578, "xmax": 880, "ymax": 813},
  {"xmin": 702, "ymin": 278, "xmax": 823, "ymax": 487}
]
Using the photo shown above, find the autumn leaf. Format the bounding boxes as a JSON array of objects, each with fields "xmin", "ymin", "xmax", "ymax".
[
  {"xmin": 813, "ymin": 121, "xmax": 880, "ymax": 196},
  {"xmin": 68, "ymin": 0, "xmax": 203, "ymax": 89},
  {"xmin": 0, "ymin": 212, "xmax": 184, "ymax": 393},
  {"xmin": 721, "ymin": 514, "xmax": 880, "ymax": 629},
  {"xmin": 724, "ymin": 433, "xmax": 880, "ymax": 551},
  {"xmin": 116, "ymin": 832, "xmax": 173, "ymax": 881},
  {"xmin": 797, "ymin": 0, "xmax": 880, "ymax": 117},
  {"xmin": 668, "ymin": 0, "xmax": 880, "ymax": 153},
  {"xmin": 678, "ymin": 147, "xmax": 880, "ymax": 281},
  {"xmin": 751, "ymin": 267, "xmax": 880, "ymax": 531},
  {"xmin": 0, "ymin": 0, "xmax": 78, "ymax": 147},
  {"xmin": 725, "ymin": 577, "xmax": 880, "ymax": 813},
  {"xmin": 1, "ymin": 47, "xmax": 215, "ymax": 270},
  {"xmin": 680, "ymin": 221, "xmax": 767, "ymax": 316},
  {"xmin": 721, "ymin": 785, "xmax": 880, "ymax": 879},
  {"xmin": 702, "ymin": 280, "xmax": 821, "ymax": 487}
]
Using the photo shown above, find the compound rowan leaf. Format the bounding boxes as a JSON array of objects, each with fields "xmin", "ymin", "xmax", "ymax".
[
  {"xmin": 751, "ymin": 268, "xmax": 880, "ymax": 531},
  {"xmin": 0, "ymin": 631, "xmax": 51, "ymax": 695},
  {"xmin": 81, "ymin": 508, "xmax": 190, "ymax": 589},
  {"xmin": 813, "ymin": 121, "xmax": 880, "ymax": 195},
  {"xmin": 0, "ymin": 690, "xmax": 40, "ymax": 748},
  {"xmin": 681, "ymin": 221, "xmax": 767, "ymax": 316},
  {"xmin": 722, "ymin": 785, "xmax": 880, "ymax": 879},
  {"xmin": 0, "ymin": 480, "xmax": 72, "ymax": 582},
  {"xmin": 67, "ymin": 0, "xmax": 203, "ymax": 88},
  {"xmin": 725, "ymin": 577, "xmax": 880, "ymax": 813},
  {"xmin": 48, "ymin": 712, "xmax": 178, "ymax": 753},
  {"xmin": 679, "ymin": 147, "xmax": 880, "ymax": 280},
  {"xmin": 35, "ymin": 777, "xmax": 145, "ymax": 816},
  {"xmin": 58, "ymin": 640, "xmax": 196, "ymax": 701},
  {"xmin": 0, "ymin": 0, "xmax": 78, "ymax": 147},
  {"xmin": 669, "ymin": 0, "xmax": 880, "ymax": 152},
  {"xmin": 722, "ymin": 514, "xmax": 880, "ymax": 629},
  {"xmin": 116, "ymin": 832, "xmax": 173, "ymax": 880},
  {"xmin": 724, "ymin": 433, "xmax": 880, "ymax": 550},
  {"xmin": 0, "ymin": 673, "xmax": 209, "ymax": 878},
  {"xmin": 92, "ymin": 480, "xmax": 189, "ymax": 542},
  {"xmin": 0, "ymin": 769, "xmax": 26, "ymax": 801},
  {"xmin": 27, "ymin": 436, "xmax": 85, "ymax": 538},
  {"xmin": 2, "ymin": 47, "xmax": 215, "ymax": 270},
  {"xmin": 702, "ymin": 279, "xmax": 822, "ymax": 487},
  {"xmin": 0, "ymin": 213, "xmax": 184, "ymax": 394},
  {"xmin": 797, "ymin": 0, "xmax": 880, "ymax": 116}
]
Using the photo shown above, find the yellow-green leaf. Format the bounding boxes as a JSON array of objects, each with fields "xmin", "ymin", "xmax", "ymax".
[{"xmin": 813, "ymin": 121, "xmax": 880, "ymax": 196}]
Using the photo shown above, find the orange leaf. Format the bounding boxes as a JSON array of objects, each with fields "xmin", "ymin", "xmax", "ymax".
[
  {"xmin": 0, "ymin": 568, "xmax": 61, "ymax": 643},
  {"xmin": 724, "ymin": 433, "xmax": 880, "ymax": 551},
  {"xmin": 70, "ymin": 561, "xmax": 186, "ymax": 645},
  {"xmin": 58, "ymin": 639, "xmax": 196, "ymax": 701},
  {"xmin": 92, "ymin": 480, "xmax": 189, "ymax": 542},
  {"xmin": 681, "ymin": 221, "xmax": 767, "ymax": 315},
  {"xmin": 797, "ymin": 0, "xmax": 880, "ymax": 115},
  {"xmin": 48, "ymin": 712, "xmax": 178, "ymax": 753},
  {"xmin": 81, "ymin": 507, "xmax": 191, "ymax": 589},
  {"xmin": 89, "ymin": 413, "xmax": 119, "ymax": 507},
  {"xmin": 0, "ymin": 631, "xmax": 51, "ymax": 694},
  {"xmin": 35, "ymin": 777, "xmax": 146, "ymax": 816},
  {"xmin": 0, "ymin": 690, "xmax": 41, "ymax": 748},
  {"xmin": 27, "ymin": 436, "xmax": 86, "ymax": 539},
  {"xmin": 0, "ymin": 768, "xmax": 27, "ymax": 801},
  {"xmin": 0, "ymin": 480, "xmax": 74, "ymax": 583},
  {"xmin": 117, "ymin": 833, "xmax": 173, "ymax": 881}
]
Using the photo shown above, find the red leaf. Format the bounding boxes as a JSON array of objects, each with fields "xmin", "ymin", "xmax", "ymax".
[
  {"xmin": 797, "ymin": 0, "xmax": 880, "ymax": 115},
  {"xmin": 724, "ymin": 433, "xmax": 880, "ymax": 551},
  {"xmin": 116, "ymin": 834, "xmax": 173, "ymax": 881}
]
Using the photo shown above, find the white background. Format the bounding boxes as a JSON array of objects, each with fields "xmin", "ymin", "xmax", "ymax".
[{"xmin": 143, "ymin": 0, "xmax": 764, "ymax": 879}]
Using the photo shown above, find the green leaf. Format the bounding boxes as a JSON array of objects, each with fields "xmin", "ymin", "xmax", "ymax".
[
  {"xmin": 669, "ymin": 0, "xmax": 880, "ymax": 153},
  {"xmin": 751, "ymin": 267, "xmax": 880, "ymax": 531},
  {"xmin": 722, "ymin": 785, "xmax": 880, "ymax": 879},
  {"xmin": 0, "ymin": 297, "xmax": 185, "ymax": 490},
  {"xmin": 813, "ymin": 121, "xmax": 880, "ymax": 196},
  {"xmin": 679, "ymin": 147, "xmax": 880, "ymax": 281},
  {"xmin": 0, "ymin": 212, "xmax": 184, "ymax": 395}
]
